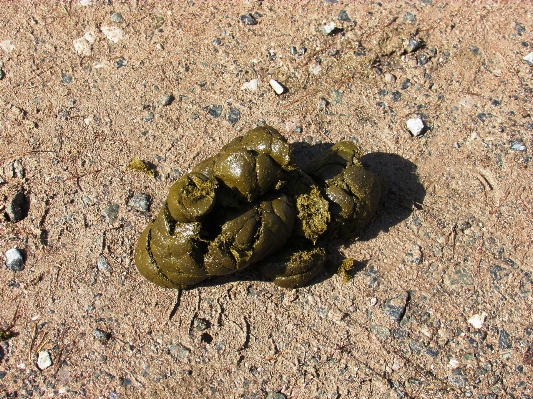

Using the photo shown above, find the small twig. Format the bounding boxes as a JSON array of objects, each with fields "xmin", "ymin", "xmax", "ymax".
[
  {"xmin": 168, "ymin": 290, "xmax": 182, "ymax": 321},
  {"xmin": 28, "ymin": 322, "xmax": 38, "ymax": 361}
]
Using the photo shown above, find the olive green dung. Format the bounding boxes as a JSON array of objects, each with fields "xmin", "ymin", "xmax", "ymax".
[{"xmin": 134, "ymin": 126, "xmax": 386, "ymax": 289}]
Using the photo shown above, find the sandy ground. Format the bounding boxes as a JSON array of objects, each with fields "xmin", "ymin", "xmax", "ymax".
[{"xmin": 1, "ymin": 1, "xmax": 532, "ymax": 398}]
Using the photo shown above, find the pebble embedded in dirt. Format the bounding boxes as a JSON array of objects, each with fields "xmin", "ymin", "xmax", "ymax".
[
  {"xmin": 158, "ymin": 94, "xmax": 174, "ymax": 107},
  {"xmin": 406, "ymin": 117, "xmax": 425, "ymax": 136},
  {"xmin": 110, "ymin": 12, "xmax": 124, "ymax": 23},
  {"xmin": 337, "ymin": 10, "xmax": 351, "ymax": 22},
  {"xmin": 128, "ymin": 193, "xmax": 151, "ymax": 212},
  {"xmin": 383, "ymin": 292, "xmax": 409, "ymax": 322},
  {"xmin": 37, "ymin": 351, "xmax": 52, "ymax": 370},
  {"xmin": 102, "ymin": 203, "xmax": 119, "ymax": 223},
  {"xmin": 97, "ymin": 255, "xmax": 112, "ymax": 272},
  {"xmin": 269, "ymin": 79, "xmax": 285, "ymax": 94},
  {"xmin": 5, "ymin": 247, "xmax": 24, "ymax": 272},
  {"xmin": 93, "ymin": 329, "xmax": 111, "ymax": 343},
  {"xmin": 240, "ymin": 13, "xmax": 257, "ymax": 26},
  {"xmin": 523, "ymin": 52, "xmax": 533, "ymax": 66}
]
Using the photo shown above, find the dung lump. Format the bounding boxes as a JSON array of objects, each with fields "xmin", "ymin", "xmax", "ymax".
[{"xmin": 134, "ymin": 126, "xmax": 386, "ymax": 289}]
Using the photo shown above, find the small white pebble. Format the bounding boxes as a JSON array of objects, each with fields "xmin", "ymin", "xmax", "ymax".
[
  {"xmin": 73, "ymin": 37, "xmax": 92, "ymax": 56},
  {"xmin": 79, "ymin": 0, "xmax": 92, "ymax": 6},
  {"xmin": 523, "ymin": 52, "xmax": 533, "ymax": 66},
  {"xmin": 84, "ymin": 30, "xmax": 98, "ymax": 44},
  {"xmin": 0, "ymin": 40, "xmax": 16, "ymax": 52},
  {"xmin": 101, "ymin": 26, "xmax": 124, "ymax": 43},
  {"xmin": 467, "ymin": 312, "xmax": 487, "ymax": 329},
  {"xmin": 5, "ymin": 247, "xmax": 24, "ymax": 271},
  {"xmin": 384, "ymin": 72, "xmax": 396, "ymax": 83},
  {"xmin": 406, "ymin": 117, "xmax": 425, "ymax": 136},
  {"xmin": 269, "ymin": 79, "xmax": 285, "ymax": 95},
  {"xmin": 241, "ymin": 78, "xmax": 259, "ymax": 91},
  {"xmin": 309, "ymin": 62, "xmax": 322, "ymax": 75},
  {"xmin": 448, "ymin": 358, "xmax": 460, "ymax": 369},
  {"xmin": 37, "ymin": 351, "xmax": 52, "ymax": 370},
  {"xmin": 322, "ymin": 22, "xmax": 336, "ymax": 35}
]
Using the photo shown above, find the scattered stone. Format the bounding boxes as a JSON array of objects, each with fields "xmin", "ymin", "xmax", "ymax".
[
  {"xmin": 337, "ymin": 10, "xmax": 351, "ymax": 22},
  {"xmin": 158, "ymin": 94, "xmax": 174, "ymax": 107},
  {"xmin": 424, "ymin": 347, "xmax": 439, "ymax": 357},
  {"xmin": 5, "ymin": 247, "xmax": 24, "ymax": 272},
  {"xmin": 523, "ymin": 52, "xmax": 533, "ymax": 66},
  {"xmin": 37, "ymin": 351, "xmax": 52, "ymax": 370},
  {"xmin": 321, "ymin": 22, "xmax": 337, "ymax": 36},
  {"xmin": 448, "ymin": 369, "xmax": 467, "ymax": 388},
  {"xmin": 0, "ymin": 40, "xmax": 16, "ymax": 52},
  {"xmin": 269, "ymin": 79, "xmax": 285, "ymax": 95},
  {"xmin": 371, "ymin": 324, "xmax": 390, "ymax": 339},
  {"xmin": 101, "ymin": 26, "xmax": 125, "ymax": 43},
  {"xmin": 0, "ymin": 175, "xmax": 5, "ymax": 184},
  {"xmin": 206, "ymin": 104, "xmax": 223, "ymax": 118},
  {"xmin": 241, "ymin": 78, "xmax": 259, "ymax": 91},
  {"xmin": 8, "ymin": 190, "xmax": 28, "ymax": 222},
  {"xmin": 384, "ymin": 72, "xmax": 396, "ymax": 83},
  {"xmin": 110, "ymin": 12, "xmax": 124, "ymax": 23},
  {"xmin": 515, "ymin": 21, "xmax": 526, "ymax": 36},
  {"xmin": 115, "ymin": 58, "xmax": 127, "ymax": 68},
  {"xmin": 401, "ymin": 79, "xmax": 411, "ymax": 90},
  {"xmin": 97, "ymin": 255, "xmax": 112, "ymax": 272},
  {"xmin": 510, "ymin": 140, "xmax": 526, "ymax": 151},
  {"xmin": 444, "ymin": 267, "xmax": 474, "ymax": 287},
  {"xmin": 406, "ymin": 37, "xmax": 422, "ymax": 53},
  {"xmin": 391, "ymin": 91, "xmax": 402, "ymax": 102},
  {"xmin": 290, "ymin": 46, "xmax": 298, "ymax": 55},
  {"xmin": 318, "ymin": 97, "xmax": 329, "ymax": 112},
  {"xmin": 467, "ymin": 312, "xmax": 487, "ymax": 329},
  {"xmin": 144, "ymin": 112, "xmax": 154, "ymax": 122},
  {"xmin": 409, "ymin": 340, "xmax": 424, "ymax": 354},
  {"xmin": 240, "ymin": 13, "xmax": 257, "ymax": 25},
  {"xmin": 93, "ymin": 329, "xmax": 111, "ymax": 343},
  {"xmin": 212, "ymin": 37, "xmax": 222, "ymax": 46},
  {"xmin": 168, "ymin": 344, "xmax": 191, "ymax": 359},
  {"xmin": 72, "ymin": 37, "xmax": 93, "ymax": 57},
  {"xmin": 228, "ymin": 108, "xmax": 241, "ymax": 125},
  {"xmin": 404, "ymin": 12, "xmax": 416, "ymax": 23},
  {"xmin": 103, "ymin": 203, "xmax": 119, "ymax": 223},
  {"xmin": 128, "ymin": 193, "xmax": 151, "ymax": 212},
  {"xmin": 266, "ymin": 393, "xmax": 286, "ymax": 399},
  {"xmin": 383, "ymin": 292, "xmax": 409, "ymax": 322},
  {"xmin": 61, "ymin": 73, "xmax": 72, "ymax": 84},
  {"xmin": 418, "ymin": 52, "xmax": 429, "ymax": 65},
  {"xmin": 406, "ymin": 117, "xmax": 425, "ymax": 136},
  {"xmin": 309, "ymin": 62, "xmax": 322, "ymax": 75},
  {"xmin": 332, "ymin": 89, "xmax": 343, "ymax": 104},
  {"xmin": 498, "ymin": 329, "xmax": 512, "ymax": 349}
]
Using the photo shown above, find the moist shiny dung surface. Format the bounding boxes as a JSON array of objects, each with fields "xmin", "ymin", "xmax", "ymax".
[{"xmin": 134, "ymin": 126, "xmax": 386, "ymax": 289}]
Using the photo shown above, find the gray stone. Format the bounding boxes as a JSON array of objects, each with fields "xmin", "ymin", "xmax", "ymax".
[
  {"xmin": 337, "ymin": 10, "xmax": 351, "ymax": 22},
  {"xmin": 37, "ymin": 351, "xmax": 52, "ymax": 370},
  {"xmin": 266, "ymin": 393, "xmax": 286, "ymax": 399},
  {"xmin": 383, "ymin": 292, "xmax": 409, "ymax": 322},
  {"xmin": 406, "ymin": 37, "xmax": 422, "ymax": 53},
  {"xmin": 498, "ymin": 329, "xmax": 512, "ymax": 349},
  {"xmin": 8, "ymin": 190, "xmax": 28, "ymax": 222},
  {"xmin": 228, "ymin": 108, "xmax": 240, "ymax": 125},
  {"xmin": 5, "ymin": 247, "xmax": 24, "ymax": 272},
  {"xmin": 13, "ymin": 160, "xmax": 24, "ymax": 178},
  {"xmin": 240, "ymin": 13, "xmax": 257, "ymax": 25},
  {"xmin": 159, "ymin": 94, "xmax": 174, "ymax": 107},
  {"xmin": 103, "ymin": 203, "xmax": 119, "ymax": 223},
  {"xmin": 206, "ymin": 105, "xmax": 223, "ymax": 118},
  {"xmin": 168, "ymin": 344, "xmax": 191, "ymax": 359},
  {"xmin": 371, "ymin": 324, "xmax": 391, "ymax": 339},
  {"xmin": 110, "ymin": 12, "xmax": 124, "ymax": 23},
  {"xmin": 448, "ymin": 370, "xmax": 467, "ymax": 387},
  {"xmin": 523, "ymin": 52, "xmax": 533, "ymax": 66},
  {"xmin": 510, "ymin": 140, "xmax": 526, "ymax": 151},
  {"xmin": 97, "ymin": 255, "xmax": 112, "ymax": 272},
  {"xmin": 93, "ymin": 329, "xmax": 111, "ymax": 343},
  {"xmin": 128, "ymin": 193, "xmax": 151, "ymax": 212}
]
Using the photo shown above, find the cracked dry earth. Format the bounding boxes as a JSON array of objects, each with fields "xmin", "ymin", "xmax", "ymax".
[{"xmin": 0, "ymin": 1, "xmax": 532, "ymax": 398}]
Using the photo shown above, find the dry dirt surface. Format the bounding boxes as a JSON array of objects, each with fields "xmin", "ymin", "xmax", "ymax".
[{"xmin": 1, "ymin": 1, "xmax": 532, "ymax": 398}]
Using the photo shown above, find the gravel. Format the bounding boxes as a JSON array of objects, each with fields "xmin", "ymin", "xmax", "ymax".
[
  {"xmin": 5, "ymin": 247, "xmax": 24, "ymax": 272},
  {"xmin": 158, "ymin": 94, "xmax": 174, "ymax": 107},
  {"xmin": 93, "ymin": 329, "xmax": 111, "ymax": 343},
  {"xmin": 103, "ymin": 203, "xmax": 119, "ymax": 223},
  {"xmin": 337, "ymin": 10, "xmax": 351, "ymax": 22},
  {"xmin": 97, "ymin": 255, "xmax": 112, "ymax": 272},
  {"xmin": 383, "ymin": 292, "xmax": 409, "ymax": 322},
  {"xmin": 128, "ymin": 193, "xmax": 151, "ymax": 212},
  {"xmin": 110, "ymin": 12, "xmax": 124, "ymax": 23},
  {"xmin": 523, "ymin": 52, "xmax": 533, "ymax": 66},
  {"xmin": 321, "ymin": 22, "xmax": 337, "ymax": 36},
  {"xmin": 228, "ymin": 108, "xmax": 240, "ymax": 125},
  {"xmin": 406, "ymin": 117, "xmax": 425, "ymax": 136},
  {"xmin": 37, "ymin": 351, "xmax": 52, "ymax": 370},
  {"xmin": 206, "ymin": 104, "xmax": 223, "ymax": 118},
  {"xmin": 240, "ymin": 13, "xmax": 257, "ymax": 26}
]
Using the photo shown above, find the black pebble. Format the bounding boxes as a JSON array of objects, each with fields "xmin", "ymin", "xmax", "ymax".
[
  {"xmin": 240, "ymin": 13, "xmax": 257, "ymax": 25},
  {"xmin": 391, "ymin": 91, "xmax": 402, "ymax": 102}
]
